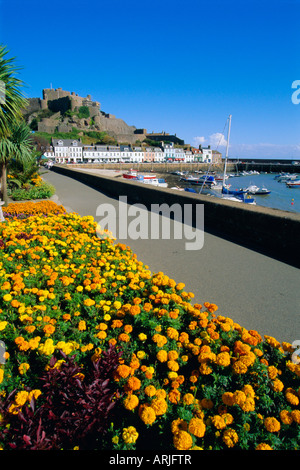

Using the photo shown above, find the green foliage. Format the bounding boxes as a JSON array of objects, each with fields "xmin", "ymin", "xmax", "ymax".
[
  {"xmin": 0, "ymin": 45, "xmax": 28, "ymax": 139},
  {"xmin": 8, "ymin": 181, "xmax": 55, "ymax": 200},
  {"xmin": 78, "ymin": 106, "xmax": 90, "ymax": 119}
]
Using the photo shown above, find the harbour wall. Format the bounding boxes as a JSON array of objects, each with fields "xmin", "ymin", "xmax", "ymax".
[
  {"xmin": 51, "ymin": 165, "xmax": 300, "ymax": 268},
  {"xmin": 63, "ymin": 161, "xmax": 300, "ymax": 174}
]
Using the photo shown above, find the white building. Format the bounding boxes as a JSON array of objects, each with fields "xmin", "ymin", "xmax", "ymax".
[
  {"xmin": 163, "ymin": 142, "xmax": 186, "ymax": 162},
  {"xmin": 200, "ymin": 146, "xmax": 213, "ymax": 163},
  {"xmin": 53, "ymin": 139, "xmax": 83, "ymax": 163}
]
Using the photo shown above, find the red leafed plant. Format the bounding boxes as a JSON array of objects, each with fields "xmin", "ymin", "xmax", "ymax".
[{"xmin": 0, "ymin": 344, "xmax": 122, "ymax": 450}]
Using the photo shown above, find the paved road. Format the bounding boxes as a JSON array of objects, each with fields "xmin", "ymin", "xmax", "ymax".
[{"xmin": 43, "ymin": 169, "xmax": 300, "ymax": 343}]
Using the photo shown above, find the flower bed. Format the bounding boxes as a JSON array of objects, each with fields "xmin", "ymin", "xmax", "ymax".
[
  {"xmin": 0, "ymin": 205, "xmax": 299, "ymax": 450},
  {"xmin": 3, "ymin": 200, "xmax": 66, "ymax": 219}
]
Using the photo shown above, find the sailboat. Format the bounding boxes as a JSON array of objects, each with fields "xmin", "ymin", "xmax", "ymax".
[{"xmin": 221, "ymin": 115, "xmax": 256, "ymax": 205}]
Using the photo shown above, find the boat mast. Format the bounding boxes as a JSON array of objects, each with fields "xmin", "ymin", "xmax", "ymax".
[{"xmin": 222, "ymin": 114, "xmax": 232, "ymax": 188}]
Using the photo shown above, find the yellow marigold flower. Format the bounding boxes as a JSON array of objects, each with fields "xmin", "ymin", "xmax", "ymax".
[
  {"xmin": 78, "ymin": 320, "xmax": 87, "ymax": 331},
  {"xmin": 15, "ymin": 391, "xmax": 29, "ymax": 407},
  {"xmin": 264, "ymin": 417, "xmax": 281, "ymax": 433},
  {"xmin": 222, "ymin": 428, "xmax": 239, "ymax": 448},
  {"xmin": 0, "ymin": 369, "xmax": 4, "ymax": 384},
  {"xmin": 173, "ymin": 430, "xmax": 193, "ymax": 450},
  {"xmin": 138, "ymin": 333, "xmax": 147, "ymax": 341},
  {"xmin": 28, "ymin": 389, "xmax": 42, "ymax": 402},
  {"xmin": 256, "ymin": 443, "xmax": 273, "ymax": 450},
  {"xmin": 188, "ymin": 417, "xmax": 206, "ymax": 437},
  {"xmin": 0, "ymin": 321, "xmax": 8, "ymax": 331},
  {"xmin": 139, "ymin": 404, "xmax": 156, "ymax": 425},
  {"xmin": 3, "ymin": 294, "xmax": 12, "ymax": 302},
  {"xmin": 18, "ymin": 363, "xmax": 30, "ymax": 375},
  {"xmin": 122, "ymin": 426, "xmax": 139, "ymax": 444},
  {"xmin": 124, "ymin": 394, "xmax": 139, "ymax": 410}
]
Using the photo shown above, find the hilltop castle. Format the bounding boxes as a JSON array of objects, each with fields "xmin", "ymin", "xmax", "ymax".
[
  {"xmin": 24, "ymin": 87, "xmax": 185, "ymax": 146},
  {"xmin": 24, "ymin": 87, "xmax": 147, "ymax": 144}
]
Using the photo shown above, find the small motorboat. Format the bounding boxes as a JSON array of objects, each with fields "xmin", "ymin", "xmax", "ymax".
[
  {"xmin": 286, "ymin": 180, "xmax": 300, "ymax": 188},
  {"xmin": 245, "ymin": 184, "xmax": 271, "ymax": 195}
]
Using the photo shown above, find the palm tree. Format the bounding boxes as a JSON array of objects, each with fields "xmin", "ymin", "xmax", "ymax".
[
  {"xmin": 0, "ymin": 121, "xmax": 33, "ymax": 205},
  {"xmin": 0, "ymin": 45, "xmax": 28, "ymax": 139}
]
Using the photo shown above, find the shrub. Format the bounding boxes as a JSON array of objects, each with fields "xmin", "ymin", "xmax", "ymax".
[
  {"xmin": 9, "ymin": 181, "xmax": 56, "ymax": 200},
  {"xmin": 0, "ymin": 346, "xmax": 121, "ymax": 450}
]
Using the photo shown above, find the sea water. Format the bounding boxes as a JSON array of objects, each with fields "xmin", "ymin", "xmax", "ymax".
[{"xmin": 220, "ymin": 173, "xmax": 300, "ymax": 213}]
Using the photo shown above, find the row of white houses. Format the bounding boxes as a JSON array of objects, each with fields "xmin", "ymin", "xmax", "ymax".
[{"xmin": 43, "ymin": 139, "xmax": 222, "ymax": 164}]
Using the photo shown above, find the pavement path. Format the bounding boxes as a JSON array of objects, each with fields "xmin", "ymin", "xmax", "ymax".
[{"xmin": 42, "ymin": 168, "xmax": 300, "ymax": 344}]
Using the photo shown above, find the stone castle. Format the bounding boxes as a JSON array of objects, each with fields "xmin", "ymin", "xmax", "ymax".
[
  {"xmin": 24, "ymin": 87, "xmax": 185, "ymax": 146},
  {"xmin": 24, "ymin": 87, "xmax": 148, "ymax": 144}
]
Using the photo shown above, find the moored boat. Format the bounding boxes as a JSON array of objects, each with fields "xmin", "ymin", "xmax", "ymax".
[
  {"xmin": 123, "ymin": 169, "xmax": 156, "ymax": 180},
  {"xmin": 286, "ymin": 180, "xmax": 300, "ymax": 188},
  {"xmin": 244, "ymin": 184, "xmax": 271, "ymax": 195}
]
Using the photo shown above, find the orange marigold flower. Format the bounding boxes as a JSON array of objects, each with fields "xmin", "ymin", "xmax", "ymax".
[
  {"xmin": 291, "ymin": 410, "xmax": 300, "ymax": 424},
  {"xmin": 222, "ymin": 392, "xmax": 234, "ymax": 406},
  {"xmin": 118, "ymin": 333, "xmax": 130, "ymax": 343},
  {"xmin": 200, "ymin": 398, "xmax": 214, "ymax": 409},
  {"xmin": 173, "ymin": 430, "xmax": 193, "ymax": 450},
  {"xmin": 188, "ymin": 417, "xmax": 206, "ymax": 437},
  {"xmin": 171, "ymin": 419, "xmax": 188, "ymax": 433},
  {"xmin": 256, "ymin": 443, "xmax": 273, "ymax": 450},
  {"xmin": 139, "ymin": 404, "xmax": 156, "ymax": 425},
  {"xmin": 168, "ymin": 389, "xmax": 181, "ymax": 404},
  {"xmin": 216, "ymin": 351, "xmax": 231, "ymax": 367},
  {"xmin": 144, "ymin": 385, "xmax": 156, "ymax": 397},
  {"xmin": 222, "ymin": 428, "xmax": 239, "ymax": 448},
  {"xmin": 264, "ymin": 417, "xmax": 280, "ymax": 433},
  {"xmin": 166, "ymin": 327, "xmax": 179, "ymax": 341},
  {"xmin": 150, "ymin": 397, "xmax": 168, "ymax": 416},
  {"xmin": 129, "ymin": 305, "xmax": 141, "ymax": 316},
  {"xmin": 124, "ymin": 394, "xmax": 139, "ymax": 410},
  {"xmin": 116, "ymin": 364, "xmax": 131, "ymax": 379},
  {"xmin": 280, "ymin": 410, "xmax": 293, "ymax": 425},
  {"xmin": 211, "ymin": 415, "xmax": 227, "ymax": 430},
  {"xmin": 43, "ymin": 324, "xmax": 55, "ymax": 335},
  {"xmin": 125, "ymin": 376, "xmax": 141, "ymax": 391},
  {"xmin": 154, "ymin": 350, "xmax": 167, "ymax": 363}
]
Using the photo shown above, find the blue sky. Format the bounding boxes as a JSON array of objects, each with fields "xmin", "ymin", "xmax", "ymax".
[{"xmin": 1, "ymin": 0, "xmax": 299, "ymax": 158}]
